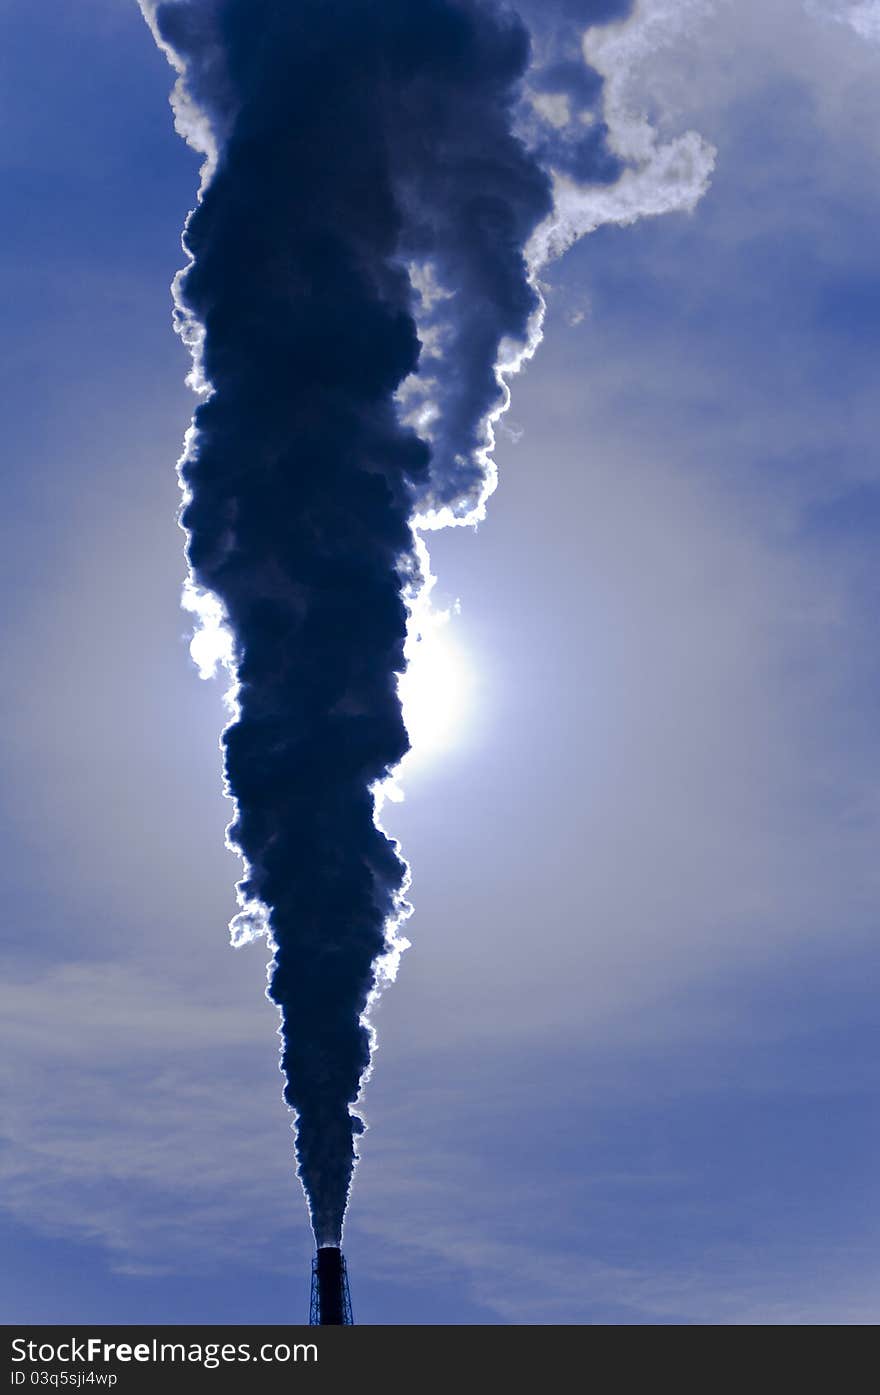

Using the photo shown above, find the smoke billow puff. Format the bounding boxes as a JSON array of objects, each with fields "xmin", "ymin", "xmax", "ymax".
[{"xmin": 142, "ymin": 0, "xmax": 700, "ymax": 1245}]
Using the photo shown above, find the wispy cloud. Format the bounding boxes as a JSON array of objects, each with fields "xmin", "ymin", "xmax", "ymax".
[{"xmin": 0, "ymin": 962, "xmax": 306, "ymax": 1273}]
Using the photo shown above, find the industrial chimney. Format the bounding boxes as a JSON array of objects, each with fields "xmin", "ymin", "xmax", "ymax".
[{"xmin": 309, "ymin": 1246, "xmax": 353, "ymax": 1325}]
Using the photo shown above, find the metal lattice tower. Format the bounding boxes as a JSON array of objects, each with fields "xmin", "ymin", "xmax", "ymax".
[{"xmin": 309, "ymin": 1247, "xmax": 354, "ymax": 1325}]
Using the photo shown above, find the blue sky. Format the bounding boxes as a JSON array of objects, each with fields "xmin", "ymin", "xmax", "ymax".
[{"xmin": 1, "ymin": 0, "xmax": 879, "ymax": 1323}]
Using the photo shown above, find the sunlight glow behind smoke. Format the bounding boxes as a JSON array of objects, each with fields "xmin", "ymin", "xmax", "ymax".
[
  {"xmin": 183, "ymin": 579, "xmax": 233, "ymax": 680},
  {"xmin": 398, "ymin": 605, "xmax": 473, "ymax": 766}
]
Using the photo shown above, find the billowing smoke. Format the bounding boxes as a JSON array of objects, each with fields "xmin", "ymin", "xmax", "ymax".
[{"xmin": 141, "ymin": 0, "xmax": 708, "ymax": 1246}]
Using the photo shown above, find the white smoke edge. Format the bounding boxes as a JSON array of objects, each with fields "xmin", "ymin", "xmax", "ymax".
[
  {"xmin": 141, "ymin": 0, "xmax": 716, "ymax": 1233},
  {"xmin": 138, "ymin": 1, "xmax": 223, "ymax": 192}
]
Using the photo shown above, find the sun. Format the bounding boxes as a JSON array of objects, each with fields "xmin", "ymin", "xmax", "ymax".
[{"xmin": 397, "ymin": 610, "xmax": 472, "ymax": 765}]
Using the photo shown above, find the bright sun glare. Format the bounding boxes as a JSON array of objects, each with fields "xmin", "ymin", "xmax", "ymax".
[{"xmin": 397, "ymin": 612, "xmax": 472, "ymax": 766}]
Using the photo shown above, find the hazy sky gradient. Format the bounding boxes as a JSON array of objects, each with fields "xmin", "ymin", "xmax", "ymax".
[{"xmin": 1, "ymin": 0, "xmax": 878, "ymax": 1323}]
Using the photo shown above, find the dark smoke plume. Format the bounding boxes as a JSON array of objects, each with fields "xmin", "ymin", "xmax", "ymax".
[{"xmin": 142, "ymin": 0, "xmax": 631, "ymax": 1245}]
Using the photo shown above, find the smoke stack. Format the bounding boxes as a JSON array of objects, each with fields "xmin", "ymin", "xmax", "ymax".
[{"xmin": 309, "ymin": 1246, "xmax": 353, "ymax": 1326}]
